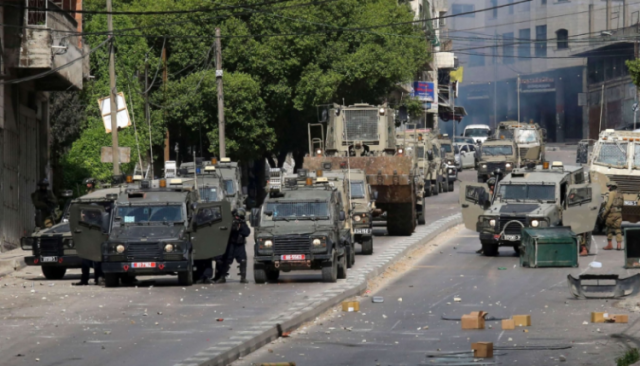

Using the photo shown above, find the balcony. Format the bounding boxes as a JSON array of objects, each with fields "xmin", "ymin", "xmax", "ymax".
[{"xmin": 18, "ymin": 0, "xmax": 84, "ymax": 90}]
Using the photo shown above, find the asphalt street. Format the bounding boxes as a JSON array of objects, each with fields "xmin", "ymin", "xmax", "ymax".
[{"xmin": 0, "ymin": 169, "xmax": 473, "ymax": 366}]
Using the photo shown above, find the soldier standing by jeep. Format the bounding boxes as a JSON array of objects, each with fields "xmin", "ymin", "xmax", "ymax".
[
  {"xmin": 215, "ymin": 208, "xmax": 250, "ymax": 283},
  {"xmin": 31, "ymin": 178, "xmax": 59, "ymax": 228},
  {"xmin": 602, "ymin": 181, "xmax": 624, "ymax": 251}
]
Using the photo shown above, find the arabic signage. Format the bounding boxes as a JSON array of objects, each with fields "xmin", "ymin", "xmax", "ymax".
[
  {"xmin": 412, "ymin": 81, "xmax": 435, "ymax": 102},
  {"xmin": 519, "ymin": 76, "xmax": 555, "ymax": 93}
]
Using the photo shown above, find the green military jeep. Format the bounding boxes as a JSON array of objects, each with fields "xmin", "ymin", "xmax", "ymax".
[{"xmin": 476, "ymin": 139, "xmax": 519, "ymax": 183}]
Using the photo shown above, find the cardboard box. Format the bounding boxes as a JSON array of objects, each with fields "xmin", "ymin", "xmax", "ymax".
[
  {"xmin": 513, "ymin": 314, "xmax": 531, "ymax": 327},
  {"xmin": 341, "ymin": 301, "xmax": 360, "ymax": 312},
  {"xmin": 591, "ymin": 312, "xmax": 609, "ymax": 323},
  {"xmin": 613, "ymin": 315, "xmax": 629, "ymax": 323},
  {"xmin": 471, "ymin": 342, "xmax": 494, "ymax": 358},
  {"xmin": 501, "ymin": 319, "xmax": 515, "ymax": 330},
  {"xmin": 461, "ymin": 311, "xmax": 487, "ymax": 330}
]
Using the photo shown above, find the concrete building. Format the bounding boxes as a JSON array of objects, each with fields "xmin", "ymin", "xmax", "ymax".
[
  {"xmin": 448, "ymin": 0, "xmax": 640, "ymax": 142},
  {"xmin": 1, "ymin": 0, "xmax": 86, "ymax": 251}
]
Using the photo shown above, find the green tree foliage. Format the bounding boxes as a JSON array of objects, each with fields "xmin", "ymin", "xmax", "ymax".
[{"xmin": 627, "ymin": 59, "xmax": 640, "ymax": 89}]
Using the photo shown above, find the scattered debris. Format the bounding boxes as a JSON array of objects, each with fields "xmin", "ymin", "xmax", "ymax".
[
  {"xmin": 454, "ymin": 297, "xmax": 461, "ymax": 302},
  {"xmin": 372, "ymin": 296, "xmax": 384, "ymax": 303},
  {"xmin": 398, "ymin": 298, "xmax": 403, "ymax": 302},
  {"xmin": 498, "ymin": 267, "xmax": 507, "ymax": 270},
  {"xmin": 216, "ymin": 318, "xmax": 224, "ymax": 322}
]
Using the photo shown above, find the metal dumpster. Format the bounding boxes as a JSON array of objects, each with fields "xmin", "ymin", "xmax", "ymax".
[
  {"xmin": 519, "ymin": 227, "xmax": 578, "ymax": 268},
  {"xmin": 625, "ymin": 228, "xmax": 640, "ymax": 269}
]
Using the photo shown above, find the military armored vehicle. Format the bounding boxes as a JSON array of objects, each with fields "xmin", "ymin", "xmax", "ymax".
[
  {"xmin": 394, "ymin": 127, "xmax": 427, "ymax": 225},
  {"xmin": 251, "ymin": 171, "xmax": 352, "ymax": 283},
  {"xmin": 424, "ymin": 134, "xmax": 446, "ymax": 197},
  {"xmin": 476, "ymin": 139, "xmax": 519, "ymax": 183},
  {"xmin": 177, "ymin": 158, "xmax": 244, "ymax": 210},
  {"xmin": 584, "ymin": 129, "xmax": 640, "ymax": 224},
  {"xmin": 21, "ymin": 190, "xmax": 80, "ymax": 279},
  {"xmin": 495, "ymin": 121, "xmax": 545, "ymax": 164},
  {"xmin": 69, "ymin": 178, "xmax": 232, "ymax": 287},
  {"xmin": 460, "ymin": 162, "xmax": 601, "ymax": 256},
  {"xmin": 215, "ymin": 157, "xmax": 246, "ymax": 210},
  {"xmin": 304, "ymin": 103, "xmax": 417, "ymax": 236},
  {"xmin": 438, "ymin": 135, "xmax": 457, "ymax": 192}
]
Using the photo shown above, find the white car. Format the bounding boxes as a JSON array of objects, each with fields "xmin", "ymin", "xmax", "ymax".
[
  {"xmin": 462, "ymin": 124, "xmax": 491, "ymax": 144},
  {"xmin": 454, "ymin": 143, "xmax": 477, "ymax": 169}
]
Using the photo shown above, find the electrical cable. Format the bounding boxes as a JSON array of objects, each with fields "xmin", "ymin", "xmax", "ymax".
[
  {"xmin": 0, "ymin": 37, "xmax": 111, "ymax": 85},
  {"xmin": 141, "ymin": 36, "xmax": 166, "ymax": 95}
]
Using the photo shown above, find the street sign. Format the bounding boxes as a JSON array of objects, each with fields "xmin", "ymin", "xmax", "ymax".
[
  {"xmin": 101, "ymin": 147, "xmax": 131, "ymax": 163},
  {"xmin": 98, "ymin": 92, "xmax": 131, "ymax": 133}
]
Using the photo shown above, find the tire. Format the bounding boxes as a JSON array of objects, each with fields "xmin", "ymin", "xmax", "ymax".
[
  {"xmin": 443, "ymin": 178, "xmax": 450, "ymax": 193},
  {"xmin": 387, "ymin": 203, "xmax": 416, "ymax": 236},
  {"xmin": 337, "ymin": 255, "xmax": 347, "ymax": 279},
  {"xmin": 424, "ymin": 181, "xmax": 432, "ymax": 197},
  {"xmin": 254, "ymin": 266, "xmax": 267, "ymax": 284},
  {"xmin": 513, "ymin": 246, "xmax": 521, "ymax": 255},
  {"xmin": 481, "ymin": 241, "xmax": 499, "ymax": 257},
  {"xmin": 347, "ymin": 244, "xmax": 355, "ymax": 268},
  {"xmin": 266, "ymin": 268, "xmax": 280, "ymax": 282},
  {"xmin": 41, "ymin": 266, "xmax": 66, "ymax": 280},
  {"xmin": 104, "ymin": 273, "xmax": 119, "ymax": 288},
  {"xmin": 361, "ymin": 237, "xmax": 373, "ymax": 255},
  {"xmin": 322, "ymin": 251, "xmax": 338, "ymax": 283},
  {"xmin": 448, "ymin": 180, "xmax": 455, "ymax": 192},
  {"xmin": 418, "ymin": 198, "xmax": 426, "ymax": 225},
  {"xmin": 433, "ymin": 180, "xmax": 439, "ymax": 196},
  {"xmin": 178, "ymin": 264, "xmax": 193, "ymax": 286}
]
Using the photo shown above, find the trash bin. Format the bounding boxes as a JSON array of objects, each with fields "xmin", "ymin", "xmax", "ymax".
[
  {"xmin": 519, "ymin": 227, "xmax": 578, "ymax": 268},
  {"xmin": 624, "ymin": 228, "xmax": 640, "ymax": 268}
]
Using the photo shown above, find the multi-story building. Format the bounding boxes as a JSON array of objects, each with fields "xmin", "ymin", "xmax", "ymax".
[
  {"xmin": 0, "ymin": 0, "xmax": 87, "ymax": 251},
  {"xmin": 449, "ymin": 0, "xmax": 640, "ymax": 142}
]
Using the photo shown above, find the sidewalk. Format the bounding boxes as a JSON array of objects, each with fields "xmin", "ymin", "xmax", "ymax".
[{"xmin": 0, "ymin": 248, "xmax": 27, "ymax": 276}]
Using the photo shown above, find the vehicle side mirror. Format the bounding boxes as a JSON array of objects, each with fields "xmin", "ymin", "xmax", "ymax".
[
  {"xmin": 264, "ymin": 210, "xmax": 273, "ymax": 217},
  {"xmin": 372, "ymin": 191, "xmax": 379, "ymax": 200},
  {"xmin": 339, "ymin": 211, "xmax": 346, "ymax": 221}
]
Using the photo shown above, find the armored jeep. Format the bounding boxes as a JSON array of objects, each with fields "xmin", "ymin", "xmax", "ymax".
[
  {"xmin": 177, "ymin": 158, "xmax": 245, "ymax": 210},
  {"xmin": 438, "ymin": 135, "xmax": 457, "ymax": 192},
  {"xmin": 495, "ymin": 121, "xmax": 545, "ymax": 164},
  {"xmin": 460, "ymin": 162, "xmax": 601, "ymax": 256},
  {"xmin": 425, "ymin": 133, "xmax": 446, "ymax": 196},
  {"xmin": 583, "ymin": 129, "xmax": 640, "ymax": 224},
  {"xmin": 476, "ymin": 139, "xmax": 519, "ymax": 183},
  {"xmin": 69, "ymin": 178, "xmax": 232, "ymax": 287},
  {"xmin": 215, "ymin": 157, "xmax": 246, "ymax": 210},
  {"xmin": 251, "ymin": 171, "xmax": 352, "ymax": 283}
]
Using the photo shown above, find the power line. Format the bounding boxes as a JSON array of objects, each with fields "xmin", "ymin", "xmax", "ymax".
[{"xmin": 0, "ymin": 37, "xmax": 111, "ymax": 85}]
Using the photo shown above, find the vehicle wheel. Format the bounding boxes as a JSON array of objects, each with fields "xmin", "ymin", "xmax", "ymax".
[
  {"xmin": 418, "ymin": 198, "xmax": 426, "ymax": 225},
  {"xmin": 178, "ymin": 264, "xmax": 194, "ymax": 286},
  {"xmin": 424, "ymin": 181, "xmax": 432, "ymax": 197},
  {"xmin": 254, "ymin": 266, "xmax": 267, "ymax": 284},
  {"xmin": 322, "ymin": 251, "xmax": 338, "ymax": 283},
  {"xmin": 442, "ymin": 179, "xmax": 450, "ymax": 193},
  {"xmin": 337, "ymin": 255, "xmax": 347, "ymax": 280},
  {"xmin": 348, "ymin": 243, "xmax": 355, "ymax": 267},
  {"xmin": 448, "ymin": 180, "xmax": 455, "ymax": 192},
  {"xmin": 433, "ymin": 180, "xmax": 439, "ymax": 196},
  {"xmin": 41, "ymin": 266, "xmax": 66, "ymax": 280},
  {"xmin": 481, "ymin": 241, "xmax": 499, "ymax": 257},
  {"xmin": 266, "ymin": 268, "xmax": 280, "ymax": 282},
  {"xmin": 104, "ymin": 273, "xmax": 119, "ymax": 288},
  {"xmin": 361, "ymin": 237, "xmax": 373, "ymax": 255},
  {"xmin": 513, "ymin": 246, "xmax": 521, "ymax": 255},
  {"xmin": 387, "ymin": 203, "xmax": 416, "ymax": 236}
]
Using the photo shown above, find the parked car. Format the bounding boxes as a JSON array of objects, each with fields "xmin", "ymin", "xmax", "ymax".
[{"xmin": 454, "ymin": 143, "xmax": 478, "ymax": 169}]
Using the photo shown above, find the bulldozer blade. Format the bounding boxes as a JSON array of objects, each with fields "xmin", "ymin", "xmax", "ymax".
[{"xmin": 567, "ymin": 274, "xmax": 640, "ymax": 299}]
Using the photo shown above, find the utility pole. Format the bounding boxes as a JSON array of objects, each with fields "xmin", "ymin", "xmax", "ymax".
[
  {"xmin": 163, "ymin": 46, "xmax": 170, "ymax": 163},
  {"xmin": 493, "ymin": 30, "xmax": 498, "ymax": 130},
  {"xmin": 517, "ymin": 75, "xmax": 521, "ymax": 122},
  {"xmin": 145, "ymin": 57, "xmax": 154, "ymax": 179},
  {"xmin": 107, "ymin": 0, "xmax": 120, "ymax": 175},
  {"xmin": 215, "ymin": 28, "xmax": 226, "ymax": 158}
]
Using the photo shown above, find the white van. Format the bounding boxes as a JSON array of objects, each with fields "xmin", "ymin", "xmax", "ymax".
[{"xmin": 462, "ymin": 124, "xmax": 491, "ymax": 144}]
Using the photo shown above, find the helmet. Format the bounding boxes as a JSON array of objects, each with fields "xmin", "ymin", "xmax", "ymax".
[
  {"xmin": 83, "ymin": 178, "xmax": 96, "ymax": 185},
  {"xmin": 606, "ymin": 181, "xmax": 618, "ymax": 188},
  {"xmin": 37, "ymin": 178, "xmax": 50, "ymax": 186},
  {"xmin": 233, "ymin": 207, "xmax": 246, "ymax": 218}
]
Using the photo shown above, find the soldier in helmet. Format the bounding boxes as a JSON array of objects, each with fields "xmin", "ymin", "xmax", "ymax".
[
  {"xmin": 602, "ymin": 181, "xmax": 624, "ymax": 251},
  {"xmin": 31, "ymin": 178, "xmax": 59, "ymax": 228},
  {"xmin": 214, "ymin": 207, "xmax": 250, "ymax": 283},
  {"xmin": 84, "ymin": 178, "xmax": 97, "ymax": 194}
]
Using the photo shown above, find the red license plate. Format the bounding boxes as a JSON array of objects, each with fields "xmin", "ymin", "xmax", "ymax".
[
  {"xmin": 132, "ymin": 262, "xmax": 156, "ymax": 268},
  {"xmin": 281, "ymin": 254, "xmax": 305, "ymax": 261}
]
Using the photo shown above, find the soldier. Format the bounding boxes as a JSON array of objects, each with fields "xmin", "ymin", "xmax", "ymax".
[
  {"xmin": 214, "ymin": 208, "xmax": 250, "ymax": 284},
  {"xmin": 602, "ymin": 181, "xmax": 624, "ymax": 251},
  {"xmin": 31, "ymin": 178, "xmax": 59, "ymax": 228},
  {"xmin": 84, "ymin": 178, "xmax": 96, "ymax": 194}
]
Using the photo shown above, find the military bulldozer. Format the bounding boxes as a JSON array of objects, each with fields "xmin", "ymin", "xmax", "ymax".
[{"xmin": 303, "ymin": 103, "xmax": 416, "ymax": 236}]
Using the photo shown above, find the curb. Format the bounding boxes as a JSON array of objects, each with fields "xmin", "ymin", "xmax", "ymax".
[
  {"xmin": 175, "ymin": 214, "xmax": 463, "ymax": 366},
  {"xmin": 0, "ymin": 254, "xmax": 27, "ymax": 277}
]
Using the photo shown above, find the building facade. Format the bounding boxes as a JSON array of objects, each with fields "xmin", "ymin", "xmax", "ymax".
[
  {"xmin": 0, "ymin": 0, "xmax": 86, "ymax": 251},
  {"xmin": 449, "ymin": 0, "xmax": 640, "ymax": 142}
]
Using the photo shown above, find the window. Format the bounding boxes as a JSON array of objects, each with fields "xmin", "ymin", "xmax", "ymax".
[
  {"xmin": 518, "ymin": 28, "xmax": 531, "ymax": 58},
  {"xmin": 350, "ymin": 181, "xmax": 365, "ymax": 199},
  {"xmin": 117, "ymin": 205, "xmax": 184, "ymax": 223},
  {"xmin": 482, "ymin": 145, "xmax": 514, "ymax": 156},
  {"xmin": 535, "ymin": 25, "xmax": 547, "ymax": 57},
  {"xmin": 556, "ymin": 29, "xmax": 568, "ymax": 49},
  {"xmin": 508, "ymin": 0, "xmax": 514, "ymax": 14},
  {"xmin": 223, "ymin": 180, "xmax": 236, "ymax": 195},
  {"xmin": 567, "ymin": 187, "xmax": 592, "ymax": 207},
  {"xmin": 503, "ymin": 32, "xmax": 514, "ymax": 64},
  {"xmin": 595, "ymin": 142, "xmax": 628, "ymax": 167},
  {"xmin": 265, "ymin": 202, "xmax": 330, "ymax": 219},
  {"xmin": 452, "ymin": 4, "xmax": 475, "ymax": 17},
  {"xmin": 499, "ymin": 184, "xmax": 556, "ymax": 201},
  {"xmin": 195, "ymin": 206, "xmax": 222, "ymax": 226},
  {"xmin": 491, "ymin": 0, "xmax": 498, "ymax": 18},
  {"xmin": 199, "ymin": 187, "xmax": 219, "ymax": 202}
]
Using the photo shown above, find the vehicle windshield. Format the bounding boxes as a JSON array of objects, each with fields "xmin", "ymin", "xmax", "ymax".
[
  {"xmin": 117, "ymin": 205, "xmax": 184, "ymax": 223},
  {"xmin": 464, "ymin": 128, "xmax": 490, "ymax": 138},
  {"xmin": 350, "ymin": 182, "xmax": 365, "ymax": 199},
  {"xmin": 595, "ymin": 142, "xmax": 628, "ymax": 167},
  {"xmin": 516, "ymin": 130, "xmax": 539, "ymax": 144},
  {"xmin": 497, "ymin": 129, "xmax": 514, "ymax": 140},
  {"xmin": 634, "ymin": 144, "xmax": 640, "ymax": 169},
  {"xmin": 223, "ymin": 180, "xmax": 236, "ymax": 195},
  {"xmin": 498, "ymin": 184, "xmax": 555, "ymax": 201},
  {"xmin": 265, "ymin": 201, "xmax": 330, "ymax": 220},
  {"xmin": 199, "ymin": 187, "xmax": 219, "ymax": 202},
  {"xmin": 482, "ymin": 145, "xmax": 513, "ymax": 156},
  {"xmin": 416, "ymin": 146, "xmax": 425, "ymax": 159},
  {"xmin": 441, "ymin": 144, "xmax": 452, "ymax": 153}
]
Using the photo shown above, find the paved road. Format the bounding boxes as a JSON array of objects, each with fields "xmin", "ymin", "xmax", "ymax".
[{"xmin": 0, "ymin": 169, "xmax": 473, "ymax": 366}]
